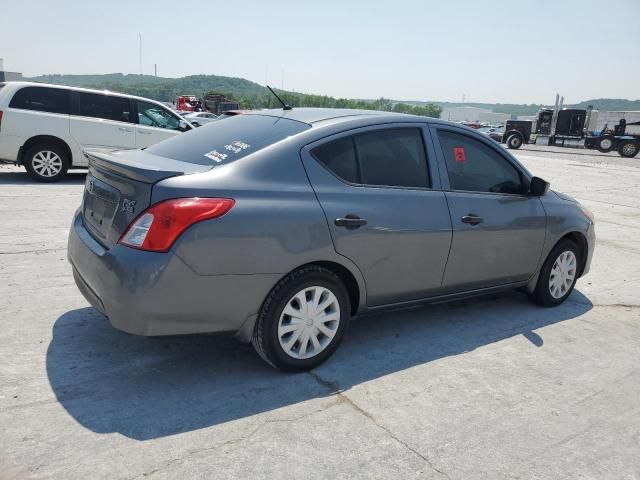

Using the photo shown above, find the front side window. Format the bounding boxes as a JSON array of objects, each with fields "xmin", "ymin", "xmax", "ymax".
[
  {"xmin": 78, "ymin": 92, "xmax": 131, "ymax": 123},
  {"xmin": 437, "ymin": 130, "xmax": 523, "ymax": 194},
  {"xmin": 137, "ymin": 101, "xmax": 181, "ymax": 130},
  {"xmin": 9, "ymin": 86, "xmax": 70, "ymax": 115},
  {"xmin": 312, "ymin": 128, "xmax": 429, "ymax": 189}
]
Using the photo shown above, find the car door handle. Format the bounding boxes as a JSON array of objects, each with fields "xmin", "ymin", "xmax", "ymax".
[
  {"xmin": 118, "ymin": 127, "xmax": 133, "ymax": 132},
  {"xmin": 138, "ymin": 130, "xmax": 153, "ymax": 135},
  {"xmin": 461, "ymin": 214, "xmax": 483, "ymax": 225},
  {"xmin": 335, "ymin": 214, "xmax": 367, "ymax": 229}
]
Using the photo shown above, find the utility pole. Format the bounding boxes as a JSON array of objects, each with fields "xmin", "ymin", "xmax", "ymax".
[
  {"xmin": 139, "ymin": 33, "xmax": 142, "ymax": 75},
  {"xmin": 154, "ymin": 63, "xmax": 157, "ymax": 77}
]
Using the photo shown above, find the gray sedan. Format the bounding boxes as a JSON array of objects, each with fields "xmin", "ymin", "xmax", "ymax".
[{"xmin": 68, "ymin": 108, "xmax": 595, "ymax": 371}]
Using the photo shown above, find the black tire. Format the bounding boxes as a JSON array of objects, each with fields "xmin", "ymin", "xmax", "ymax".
[
  {"xmin": 506, "ymin": 133, "xmax": 523, "ymax": 149},
  {"xmin": 529, "ymin": 239, "xmax": 580, "ymax": 307},
  {"xmin": 617, "ymin": 140, "xmax": 639, "ymax": 158},
  {"xmin": 252, "ymin": 265, "xmax": 351, "ymax": 372},
  {"xmin": 23, "ymin": 143, "xmax": 69, "ymax": 182},
  {"xmin": 597, "ymin": 135, "xmax": 615, "ymax": 153}
]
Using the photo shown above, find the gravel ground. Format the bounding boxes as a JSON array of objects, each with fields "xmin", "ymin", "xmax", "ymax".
[{"xmin": 0, "ymin": 144, "xmax": 638, "ymax": 479}]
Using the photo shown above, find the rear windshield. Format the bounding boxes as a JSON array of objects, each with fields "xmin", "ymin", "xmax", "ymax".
[{"xmin": 146, "ymin": 114, "xmax": 310, "ymax": 165}]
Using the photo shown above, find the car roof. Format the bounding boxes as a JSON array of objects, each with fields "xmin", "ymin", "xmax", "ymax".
[
  {"xmin": 244, "ymin": 107, "xmax": 450, "ymax": 127},
  {"xmin": 1, "ymin": 81, "xmax": 169, "ymax": 106}
]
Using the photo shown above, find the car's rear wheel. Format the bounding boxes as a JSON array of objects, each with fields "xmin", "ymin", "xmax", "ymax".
[
  {"xmin": 252, "ymin": 265, "xmax": 350, "ymax": 371},
  {"xmin": 23, "ymin": 143, "xmax": 69, "ymax": 182},
  {"xmin": 530, "ymin": 239, "xmax": 580, "ymax": 307}
]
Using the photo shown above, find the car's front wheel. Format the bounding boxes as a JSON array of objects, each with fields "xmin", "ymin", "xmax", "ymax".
[
  {"xmin": 252, "ymin": 265, "xmax": 350, "ymax": 371},
  {"xmin": 23, "ymin": 143, "xmax": 69, "ymax": 182},
  {"xmin": 530, "ymin": 239, "xmax": 580, "ymax": 307}
]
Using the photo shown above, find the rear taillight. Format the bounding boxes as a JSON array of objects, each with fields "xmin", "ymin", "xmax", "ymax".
[
  {"xmin": 119, "ymin": 197, "xmax": 235, "ymax": 252},
  {"xmin": 0, "ymin": 111, "xmax": 3, "ymax": 130}
]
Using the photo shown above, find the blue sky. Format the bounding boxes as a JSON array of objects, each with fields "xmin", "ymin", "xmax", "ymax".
[{"xmin": 1, "ymin": 0, "xmax": 638, "ymax": 104}]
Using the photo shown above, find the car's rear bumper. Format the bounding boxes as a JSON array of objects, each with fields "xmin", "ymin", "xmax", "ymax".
[
  {"xmin": 67, "ymin": 209, "xmax": 280, "ymax": 337},
  {"xmin": 0, "ymin": 133, "xmax": 23, "ymax": 163}
]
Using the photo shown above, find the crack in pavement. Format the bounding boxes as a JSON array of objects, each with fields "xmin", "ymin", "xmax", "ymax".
[
  {"xmin": 592, "ymin": 303, "xmax": 639, "ymax": 309},
  {"xmin": 306, "ymin": 371, "xmax": 452, "ymax": 480},
  {"xmin": 0, "ymin": 248, "xmax": 66, "ymax": 255},
  {"xmin": 125, "ymin": 400, "xmax": 342, "ymax": 480}
]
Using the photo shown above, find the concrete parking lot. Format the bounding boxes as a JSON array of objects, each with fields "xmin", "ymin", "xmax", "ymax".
[{"xmin": 1, "ymin": 145, "xmax": 639, "ymax": 479}]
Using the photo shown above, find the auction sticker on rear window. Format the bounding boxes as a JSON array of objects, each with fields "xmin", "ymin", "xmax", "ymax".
[
  {"xmin": 205, "ymin": 141, "xmax": 251, "ymax": 162},
  {"xmin": 204, "ymin": 150, "xmax": 228, "ymax": 163},
  {"xmin": 224, "ymin": 140, "xmax": 251, "ymax": 154}
]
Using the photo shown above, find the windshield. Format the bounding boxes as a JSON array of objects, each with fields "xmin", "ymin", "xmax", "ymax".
[{"xmin": 146, "ymin": 114, "xmax": 310, "ymax": 165}]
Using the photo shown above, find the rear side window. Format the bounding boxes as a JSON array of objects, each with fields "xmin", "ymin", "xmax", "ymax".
[
  {"xmin": 312, "ymin": 137, "xmax": 359, "ymax": 183},
  {"xmin": 312, "ymin": 128, "xmax": 430, "ymax": 189},
  {"xmin": 147, "ymin": 114, "xmax": 310, "ymax": 166},
  {"xmin": 437, "ymin": 130, "xmax": 523, "ymax": 194},
  {"xmin": 78, "ymin": 92, "xmax": 132, "ymax": 123},
  {"xmin": 9, "ymin": 86, "xmax": 70, "ymax": 115}
]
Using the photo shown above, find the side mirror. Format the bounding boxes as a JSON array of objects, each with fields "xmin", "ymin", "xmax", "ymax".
[
  {"xmin": 191, "ymin": 121, "xmax": 201, "ymax": 128},
  {"xmin": 530, "ymin": 176, "xmax": 550, "ymax": 196}
]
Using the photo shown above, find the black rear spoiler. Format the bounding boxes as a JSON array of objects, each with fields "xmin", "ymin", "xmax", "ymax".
[{"xmin": 84, "ymin": 148, "xmax": 213, "ymax": 184}]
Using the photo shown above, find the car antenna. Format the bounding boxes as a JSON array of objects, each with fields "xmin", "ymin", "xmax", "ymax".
[{"xmin": 266, "ymin": 85, "xmax": 292, "ymax": 110}]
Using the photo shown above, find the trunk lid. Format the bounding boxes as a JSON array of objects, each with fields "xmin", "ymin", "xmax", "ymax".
[{"xmin": 82, "ymin": 148, "xmax": 214, "ymax": 248}]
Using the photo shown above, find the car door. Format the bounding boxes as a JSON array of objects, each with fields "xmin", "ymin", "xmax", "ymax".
[
  {"xmin": 134, "ymin": 100, "xmax": 185, "ymax": 148},
  {"xmin": 301, "ymin": 125, "xmax": 452, "ymax": 307},
  {"xmin": 69, "ymin": 92, "xmax": 136, "ymax": 162},
  {"xmin": 431, "ymin": 126, "xmax": 546, "ymax": 292}
]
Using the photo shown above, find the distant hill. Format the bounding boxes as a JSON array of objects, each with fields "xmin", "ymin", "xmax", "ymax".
[
  {"xmin": 23, "ymin": 73, "xmax": 442, "ymax": 117},
  {"xmin": 23, "ymin": 73, "xmax": 640, "ymax": 117},
  {"xmin": 394, "ymin": 99, "xmax": 640, "ymax": 116},
  {"xmin": 28, "ymin": 73, "xmax": 269, "ymax": 104}
]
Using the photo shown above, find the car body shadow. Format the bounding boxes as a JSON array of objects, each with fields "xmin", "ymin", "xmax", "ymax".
[
  {"xmin": 46, "ymin": 290, "xmax": 592, "ymax": 441},
  {"xmin": 0, "ymin": 168, "xmax": 86, "ymax": 185}
]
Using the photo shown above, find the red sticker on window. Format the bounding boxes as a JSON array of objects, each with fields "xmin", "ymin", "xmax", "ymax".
[{"xmin": 454, "ymin": 147, "xmax": 466, "ymax": 163}]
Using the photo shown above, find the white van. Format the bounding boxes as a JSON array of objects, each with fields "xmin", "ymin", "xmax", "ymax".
[{"xmin": 0, "ymin": 82, "xmax": 193, "ymax": 181}]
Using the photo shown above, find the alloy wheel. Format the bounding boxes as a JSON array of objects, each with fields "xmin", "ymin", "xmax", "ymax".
[{"xmin": 32, "ymin": 151, "xmax": 63, "ymax": 178}]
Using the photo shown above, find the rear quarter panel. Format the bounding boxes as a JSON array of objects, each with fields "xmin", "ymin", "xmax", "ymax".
[{"xmin": 1, "ymin": 104, "xmax": 83, "ymax": 165}]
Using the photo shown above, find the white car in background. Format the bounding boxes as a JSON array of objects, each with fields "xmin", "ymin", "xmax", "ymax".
[
  {"xmin": 180, "ymin": 111, "xmax": 219, "ymax": 126},
  {"xmin": 0, "ymin": 82, "xmax": 194, "ymax": 181}
]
